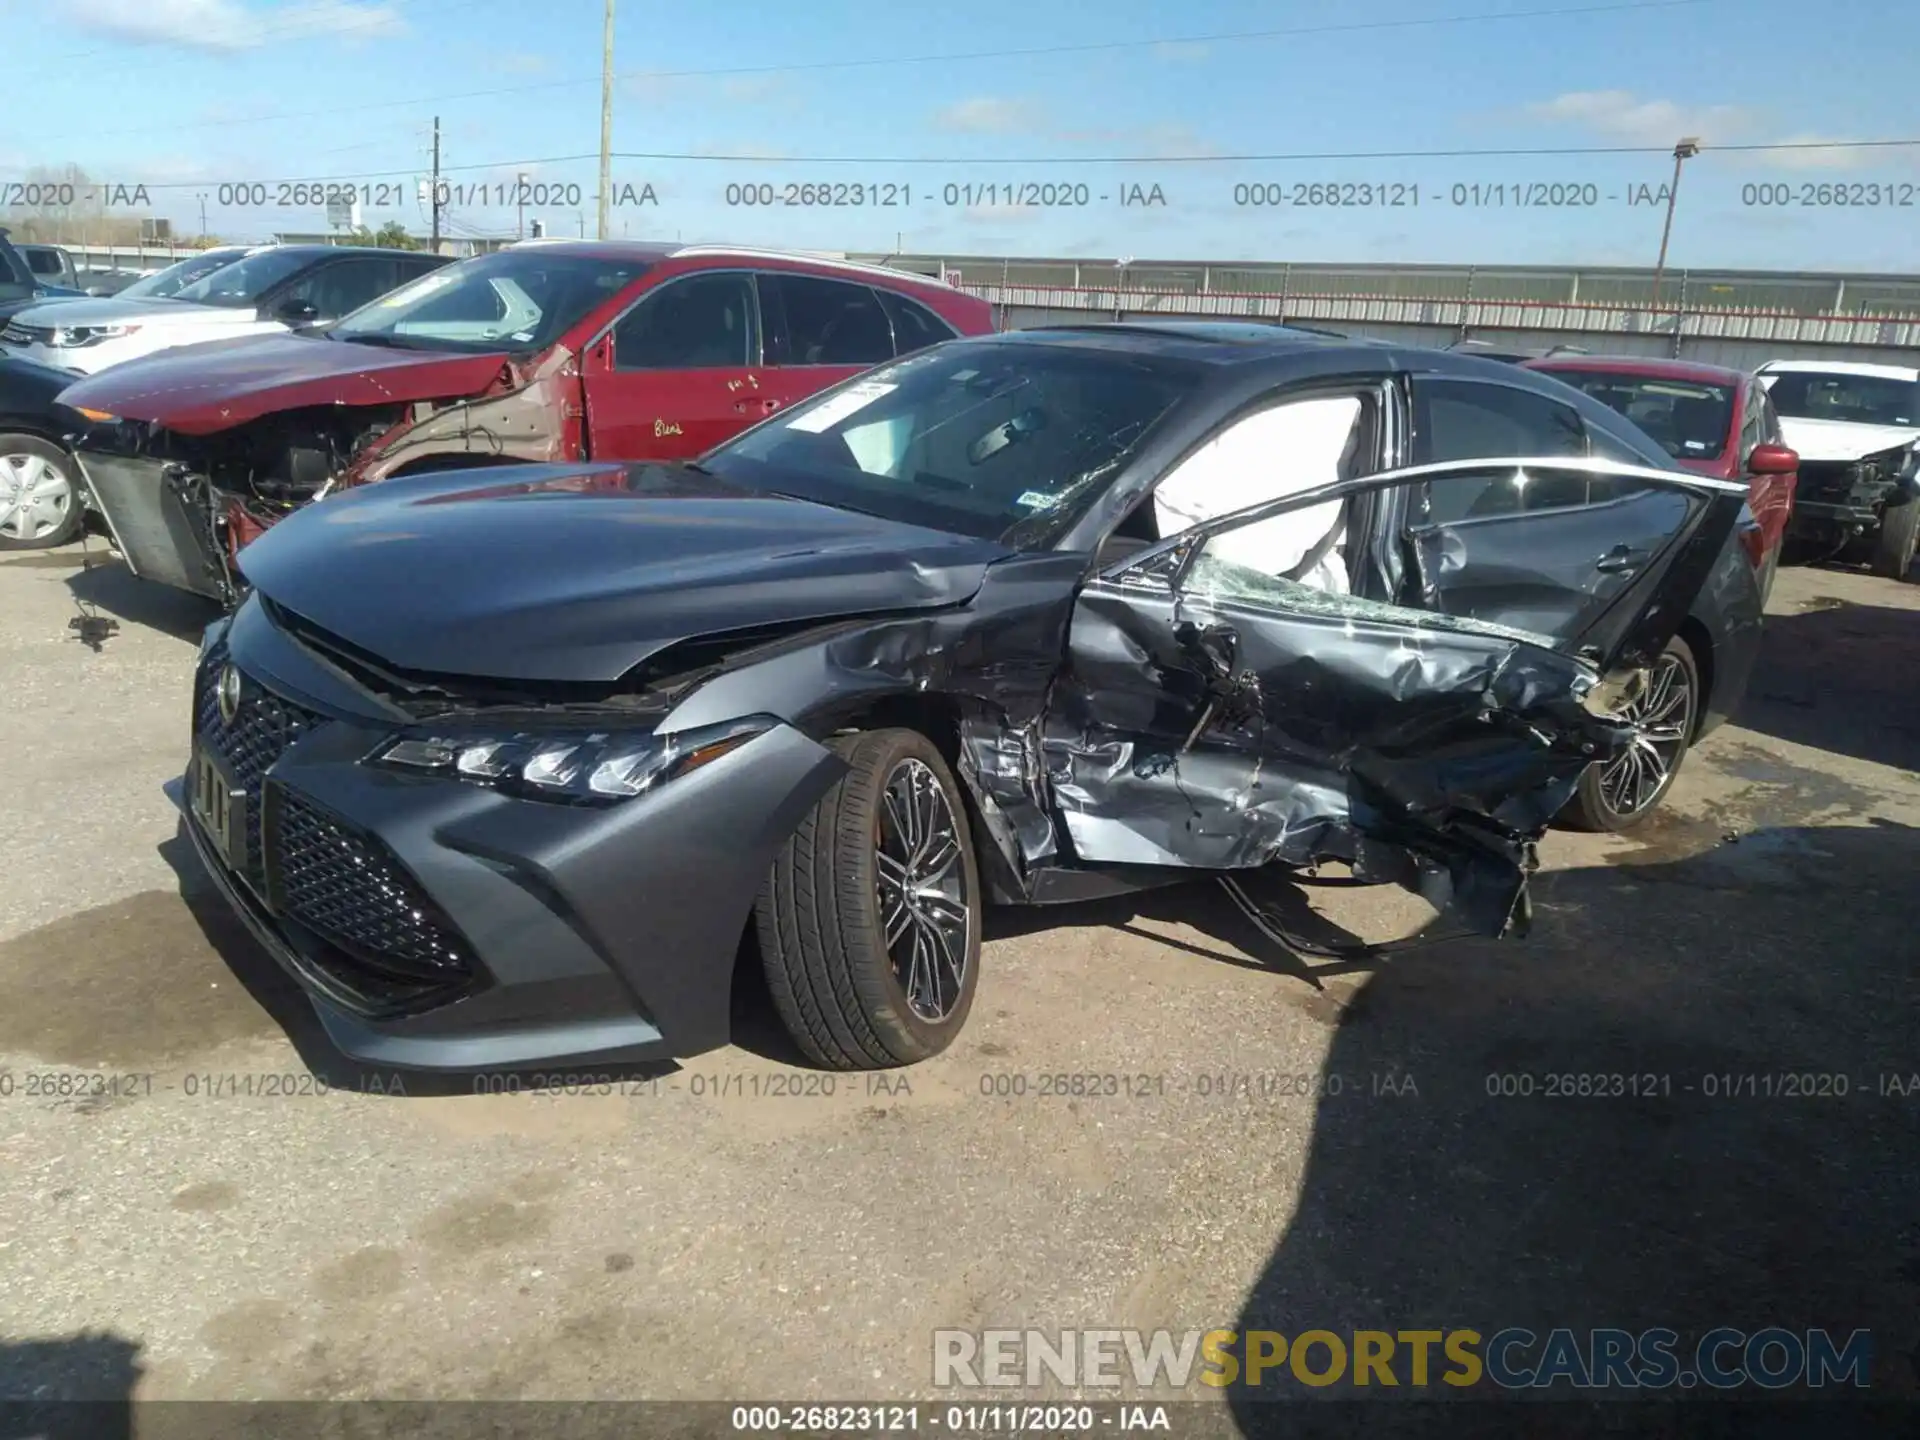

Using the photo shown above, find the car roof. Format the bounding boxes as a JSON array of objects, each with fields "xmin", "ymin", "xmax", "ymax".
[
  {"xmin": 1527, "ymin": 354, "xmax": 1751, "ymax": 386},
  {"xmin": 985, "ymin": 321, "xmax": 1395, "ymax": 364},
  {"xmin": 503, "ymin": 239, "xmax": 972, "ymax": 299},
  {"xmin": 266, "ymin": 245, "xmax": 441, "ymax": 261},
  {"xmin": 1755, "ymin": 358, "xmax": 1920, "ymax": 382}
]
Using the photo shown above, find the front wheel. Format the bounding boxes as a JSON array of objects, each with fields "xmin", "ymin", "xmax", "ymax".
[
  {"xmin": 1869, "ymin": 497, "xmax": 1919, "ymax": 581},
  {"xmin": 755, "ymin": 729, "xmax": 982, "ymax": 1069},
  {"xmin": 1562, "ymin": 636, "xmax": 1700, "ymax": 833},
  {"xmin": 0, "ymin": 434, "xmax": 84, "ymax": 550}
]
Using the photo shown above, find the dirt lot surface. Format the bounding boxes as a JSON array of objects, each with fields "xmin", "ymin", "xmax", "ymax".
[{"xmin": 0, "ymin": 545, "xmax": 1915, "ymax": 1431}]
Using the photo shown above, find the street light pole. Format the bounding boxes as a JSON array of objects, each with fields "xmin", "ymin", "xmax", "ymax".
[
  {"xmin": 1648, "ymin": 137, "xmax": 1700, "ymax": 322},
  {"xmin": 597, "ymin": 0, "xmax": 615, "ymax": 240}
]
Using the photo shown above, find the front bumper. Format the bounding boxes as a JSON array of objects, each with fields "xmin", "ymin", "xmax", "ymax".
[
  {"xmin": 1784, "ymin": 459, "xmax": 1917, "ymax": 542},
  {"xmin": 175, "ymin": 602, "xmax": 846, "ymax": 1071}
]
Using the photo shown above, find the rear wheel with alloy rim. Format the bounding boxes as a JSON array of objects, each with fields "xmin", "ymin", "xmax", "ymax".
[
  {"xmin": 1562, "ymin": 635, "xmax": 1700, "ymax": 833},
  {"xmin": 756, "ymin": 729, "xmax": 981, "ymax": 1069},
  {"xmin": 0, "ymin": 434, "xmax": 84, "ymax": 550}
]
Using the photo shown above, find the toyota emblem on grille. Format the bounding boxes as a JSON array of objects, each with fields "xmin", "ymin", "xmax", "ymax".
[{"xmin": 215, "ymin": 664, "xmax": 243, "ymax": 726}]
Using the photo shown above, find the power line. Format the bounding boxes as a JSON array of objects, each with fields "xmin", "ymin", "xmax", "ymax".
[
  {"xmin": 25, "ymin": 0, "xmax": 1725, "ymax": 143},
  {"xmin": 29, "ymin": 135, "xmax": 1918, "ymax": 192}
]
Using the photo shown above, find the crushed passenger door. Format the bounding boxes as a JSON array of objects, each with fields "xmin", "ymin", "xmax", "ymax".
[{"xmin": 1040, "ymin": 456, "xmax": 1744, "ymax": 934}]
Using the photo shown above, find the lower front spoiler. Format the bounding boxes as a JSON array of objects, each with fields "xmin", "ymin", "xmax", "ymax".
[{"xmin": 167, "ymin": 775, "xmax": 678, "ymax": 1073}]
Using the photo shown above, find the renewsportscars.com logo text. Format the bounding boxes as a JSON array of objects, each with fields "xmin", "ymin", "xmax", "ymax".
[{"xmin": 932, "ymin": 1328, "xmax": 1872, "ymax": 1391}]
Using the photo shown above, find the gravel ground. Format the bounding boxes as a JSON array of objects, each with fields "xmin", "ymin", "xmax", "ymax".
[{"xmin": 0, "ymin": 543, "xmax": 1915, "ymax": 1430}]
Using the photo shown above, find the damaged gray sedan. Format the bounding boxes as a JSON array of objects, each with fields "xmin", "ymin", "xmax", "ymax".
[{"xmin": 181, "ymin": 323, "xmax": 1759, "ymax": 1072}]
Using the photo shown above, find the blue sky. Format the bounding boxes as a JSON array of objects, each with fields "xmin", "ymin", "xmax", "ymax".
[{"xmin": 7, "ymin": 0, "xmax": 1919, "ymax": 269}]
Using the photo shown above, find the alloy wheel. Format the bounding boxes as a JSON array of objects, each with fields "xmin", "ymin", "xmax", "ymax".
[
  {"xmin": 875, "ymin": 757, "xmax": 971, "ymax": 1022},
  {"xmin": 1597, "ymin": 651, "xmax": 1695, "ymax": 818},
  {"xmin": 0, "ymin": 450, "xmax": 73, "ymax": 542}
]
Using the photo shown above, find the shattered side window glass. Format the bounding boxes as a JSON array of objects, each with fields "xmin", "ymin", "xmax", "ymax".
[{"xmin": 1182, "ymin": 549, "xmax": 1556, "ymax": 648}]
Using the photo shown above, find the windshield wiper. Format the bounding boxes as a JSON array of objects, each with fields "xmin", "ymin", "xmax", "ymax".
[{"xmin": 330, "ymin": 333, "xmax": 411, "ymax": 347}]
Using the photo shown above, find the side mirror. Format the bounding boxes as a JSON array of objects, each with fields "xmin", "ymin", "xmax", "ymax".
[
  {"xmin": 1747, "ymin": 442, "xmax": 1798, "ymax": 474},
  {"xmin": 276, "ymin": 298, "xmax": 322, "ymax": 325}
]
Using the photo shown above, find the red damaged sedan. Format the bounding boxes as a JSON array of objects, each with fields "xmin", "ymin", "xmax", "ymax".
[
  {"xmin": 58, "ymin": 242, "xmax": 995, "ymax": 604},
  {"xmin": 1524, "ymin": 355, "xmax": 1799, "ymax": 602}
]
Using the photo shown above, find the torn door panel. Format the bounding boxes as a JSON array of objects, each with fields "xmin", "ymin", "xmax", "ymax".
[{"xmin": 1047, "ymin": 575, "xmax": 1634, "ymax": 935}]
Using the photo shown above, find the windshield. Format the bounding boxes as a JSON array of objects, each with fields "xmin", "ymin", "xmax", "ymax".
[
  {"xmin": 119, "ymin": 249, "xmax": 253, "ymax": 300},
  {"xmin": 1763, "ymin": 370, "xmax": 1920, "ymax": 429},
  {"xmin": 703, "ymin": 342, "xmax": 1196, "ymax": 545},
  {"xmin": 328, "ymin": 250, "xmax": 650, "ymax": 352},
  {"xmin": 1545, "ymin": 369, "xmax": 1734, "ymax": 460},
  {"xmin": 171, "ymin": 248, "xmax": 315, "ymax": 307}
]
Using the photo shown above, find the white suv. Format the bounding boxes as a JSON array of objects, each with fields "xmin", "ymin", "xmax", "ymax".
[
  {"xmin": 0, "ymin": 245, "xmax": 448, "ymax": 375},
  {"xmin": 1756, "ymin": 359, "xmax": 1920, "ymax": 579}
]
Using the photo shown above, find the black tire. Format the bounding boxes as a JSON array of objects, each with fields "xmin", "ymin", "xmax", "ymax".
[
  {"xmin": 1869, "ymin": 496, "xmax": 1919, "ymax": 581},
  {"xmin": 1561, "ymin": 635, "xmax": 1700, "ymax": 833},
  {"xmin": 755, "ymin": 729, "xmax": 982, "ymax": 1069},
  {"xmin": 0, "ymin": 433, "xmax": 84, "ymax": 551}
]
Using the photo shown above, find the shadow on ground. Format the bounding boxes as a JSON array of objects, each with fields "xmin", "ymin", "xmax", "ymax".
[
  {"xmin": 64, "ymin": 554, "xmax": 221, "ymax": 645},
  {"xmin": 1737, "ymin": 592, "xmax": 1920, "ymax": 773},
  {"xmin": 0, "ymin": 1333, "xmax": 141, "ymax": 1440},
  {"xmin": 1221, "ymin": 817, "xmax": 1919, "ymax": 1435}
]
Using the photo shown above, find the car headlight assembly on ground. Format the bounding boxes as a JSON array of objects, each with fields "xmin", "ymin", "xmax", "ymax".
[{"xmin": 369, "ymin": 715, "xmax": 775, "ymax": 804}]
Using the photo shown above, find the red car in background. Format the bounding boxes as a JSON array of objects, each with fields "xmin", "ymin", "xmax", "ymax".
[
  {"xmin": 1524, "ymin": 355, "xmax": 1799, "ymax": 602},
  {"xmin": 58, "ymin": 243, "xmax": 996, "ymax": 605}
]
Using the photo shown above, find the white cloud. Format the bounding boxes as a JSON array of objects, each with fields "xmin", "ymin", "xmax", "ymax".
[
  {"xmin": 71, "ymin": 0, "xmax": 404, "ymax": 52},
  {"xmin": 1523, "ymin": 91, "xmax": 1903, "ymax": 173},
  {"xmin": 720, "ymin": 75, "xmax": 784, "ymax": 102},
  {"xmin": 493, "ymin": 51, "xmax": 554, "ymax": 76},
  {"xmin": 933, "ymin": 97, "xmax": 1044, "ymax": 135},
  {"xmin": 1746, "ymin": 134, "xmax": 1881, "ymax": 172},
  {"xmin": 1524, "ymin": 90, "xmax": 1754, "ymax": 148},
  {"xmin": 963, "ymin": 201, "xmax": 1040, "ymax": 221},
  {"xmin": 690, "ymin": 143, "xmax": 793, "ymax": 160}
]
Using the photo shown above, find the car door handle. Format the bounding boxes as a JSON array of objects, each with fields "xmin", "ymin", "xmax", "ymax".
[
  {"xmin": 1594, "ymin": 544, "xmax": 1648, "ymax": 574},
  {"xmin": 734, "ymin": 397, "xmax": 781, "ymax": 415}
]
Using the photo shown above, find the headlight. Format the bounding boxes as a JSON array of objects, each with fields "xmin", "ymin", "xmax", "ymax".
[
  {"xmin": 47, "ymin": 324, "xmax": 139, "ymax": 348},
  {"xmin": 369, "ymin": 715, "xmax": 775, "ymax": 803}
]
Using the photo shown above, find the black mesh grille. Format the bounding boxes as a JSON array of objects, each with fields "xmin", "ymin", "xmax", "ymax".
[
  {"xmin": 271, "ymin": 788, "xmax": 477, "ymax": 982},
  {"xmin": 193, "ymin": 646, "xmax": 325, "ymax": 889}
]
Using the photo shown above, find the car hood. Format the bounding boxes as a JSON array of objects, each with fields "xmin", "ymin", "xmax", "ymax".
[
  {"xmin": 237, "ymin": 462, "xmax": 1013, "ymax": 684},
  {"xmin": 9, "ymin": 296, "xmax": 259, "ymax": 329},
  {"xmin": 55, "ymin": 333, "xmax": 518, "ymax": 434},
  {"xmin": 1774, "ymin": 416, "xmax": 1920, "ymax": 462}
]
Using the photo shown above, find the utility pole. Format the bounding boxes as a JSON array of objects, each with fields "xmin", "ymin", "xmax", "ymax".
[
  {"xmin": 597, "ymin": 0, "xmax": 615, "ymax": 239},
  {"xmin": 429, "ymin": 115, "xmax": 443, "ymax": 253},
  {"xmin": 197, "ymin": 192, "xmax": 207, "ymax": 240},
  {"xmin": 1648, "ymin": 137, "xmax": 1700, "ymax": 322},
  {"xmin": 516, "ymin": 172, "xmax": 528, "ymax": 240}
]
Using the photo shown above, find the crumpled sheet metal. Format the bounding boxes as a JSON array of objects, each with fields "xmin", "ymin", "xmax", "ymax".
[
  {"xmin": 1047, "ymin": 584, "xmax": 1635, "ymax": 935},
  {"xmin": 654, "ymin": 552, "xmax": 1088, "ymax": 887}
]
